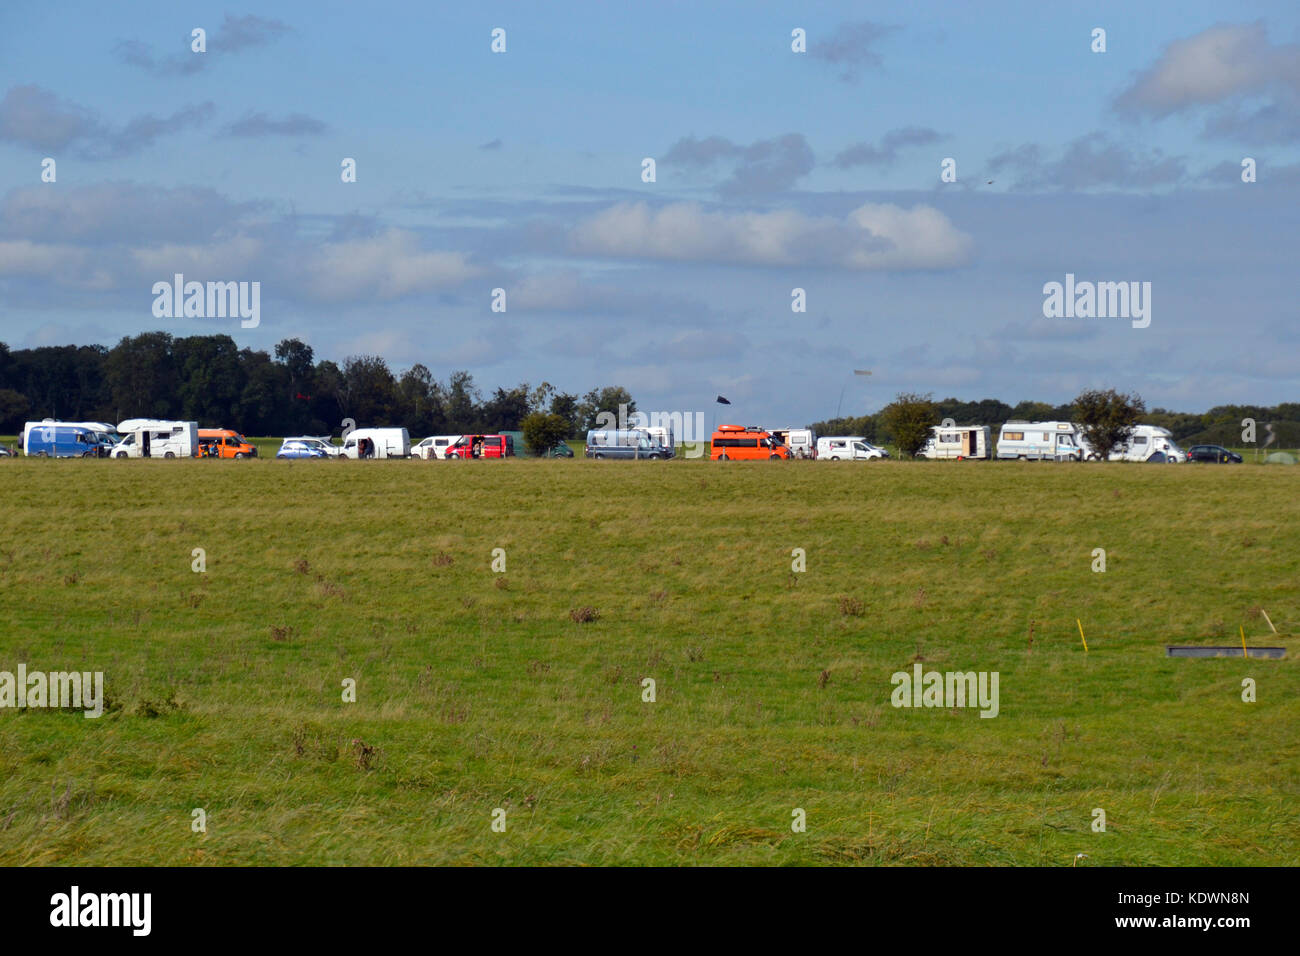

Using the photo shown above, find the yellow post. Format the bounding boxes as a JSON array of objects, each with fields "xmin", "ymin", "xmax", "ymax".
[
  {"xmin": 1077, "ymin": 619, "xmax": 1088, "ymax": 653},
  {"xmin": 1241, "ymin": 625, "xmax": 1248, "ymax": 659}
]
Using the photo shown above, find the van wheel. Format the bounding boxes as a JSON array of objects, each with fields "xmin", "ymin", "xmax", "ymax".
[
  {"xmin": 115, "ymin": 451, "xmax": 128, "ymax": 459},
  {"xmin": 234, "ymin": 452, "xmax": 247, "ymax": 459},
  {"xmin": 164, "ymin": 452, "xmax": 175, "ymax": 459},
  {"xmin": 718, "ymin": 454, "xmax": 729, "ymax": 460},
  {"xmin": 594, "ymin": 453, "xmax": 604, "ymax": 459}
]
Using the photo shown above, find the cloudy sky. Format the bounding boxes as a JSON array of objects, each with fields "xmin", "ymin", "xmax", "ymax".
[{"xmin": 1, "ymin": 1, "xmax": 1297, "ymax": 425}]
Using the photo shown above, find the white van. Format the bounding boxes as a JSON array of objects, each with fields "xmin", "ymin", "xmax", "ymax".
[
  {"xmin": 816, "ymin": 436, "xmax": 887, "ymax": 460},
  {"xmin": 1108, "ymin": 424, "xmax": 1183, "ymax": 463},
  {"xmin": 340, "ymin": 427, "xmax": 410, "ymax": 459},
  {"xmin": 771, "ymin": 428, "xmax": 815, "ymax": 458},
  {"xmin": 113, "ymin": 419, "xmax": 199, "ymax": 458},
  {"xmin": 918, "ymin": 425, "xmax": 990, "ymax": 460},
  {"xmin": 996, "ymin": 422, "xmax": 1083, "ymax": 461},
  {"xmin": 412, "ymin": 435, "xmax": 463, "ymax": 460}
]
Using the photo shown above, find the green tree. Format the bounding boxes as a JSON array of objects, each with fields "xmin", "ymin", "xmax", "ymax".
[
  {"xmin": 548, "ymin": 391, "xmax": 581, "ymax": 437},
  {"xmin": 521, "ymin": 411, "xmax": 572, "ymax": 455},
  {"xmin": 577, "ymin": 386, "xmax": 636, "ymax": 433},
  {"xmin": 879, "ymin": 392, "xmax": 938, "ymax": 457},
  {"xmin": 1072, "ymin": 388, "xmax": 1146, "ymax": 460}
]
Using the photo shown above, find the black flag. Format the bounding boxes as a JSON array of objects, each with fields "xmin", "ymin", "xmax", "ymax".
[{"xmin": 716, "ymin": 395, "xmax": 731, "ymax": 405}]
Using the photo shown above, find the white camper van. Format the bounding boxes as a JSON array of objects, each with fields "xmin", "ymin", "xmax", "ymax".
[
  {"xmin": 816, "ymin": 436, "xmax": 887, "ymax": 460},
  {"xmin": 996, "ymin": 422, "xmax": 1083, "ymax": 461},
  {"xmin": 918, "ymin": 425, "xmax": 990, "ymax": 460},
  {"xmin": 771, "ymin": 428, "xmax": 815, "ymax": 458},
  {"xmin": 340, "ymin": 427, "xmax": 410, "ymax": 459},
  {"xmin": 412, "ymin": 435, "xmax": 463, "ymax": 460},
  {"xmin": 1108, "ymin": 424, "xmax": 1183, "ymax": 463},
  {"xmin": 113, "ymin": 420, "xmax": 199, "ymax": 458}
]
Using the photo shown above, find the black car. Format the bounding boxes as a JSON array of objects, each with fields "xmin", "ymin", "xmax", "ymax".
[{"xmin": 1185, "ymin": 444, "xmax": 1242, "ymax": 463}]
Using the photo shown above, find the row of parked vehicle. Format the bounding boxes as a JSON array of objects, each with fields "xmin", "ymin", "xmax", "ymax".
[
  {"xmin": 18, "ymin": 420, "xmax": 258, "ymax": 459},
  {"xmin": 13, "ymin": 418, "xmax": 1245, "ymax": 464}
]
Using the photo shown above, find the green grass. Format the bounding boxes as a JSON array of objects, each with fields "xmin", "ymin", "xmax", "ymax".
[{"xmin": 0, "ymin": 456, "xmax": 1296, "ymax": 865}]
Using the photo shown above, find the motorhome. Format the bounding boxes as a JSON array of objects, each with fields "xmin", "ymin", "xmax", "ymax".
[
  {"xmin": 198, "ymin": 428, "xmax": 258, "ymax": 458},
  {"xmin": 710, "ymin": 425, "xmax": 791, "ymax": 460},
  {"xmin": 770, "ymin": 428, "xmax": 816, "ymax": 458},
  {"xmin": 918, "ymin": 425, "xmax": 990, "ymax": 460},
  {"xmin": 412, "ymin": 435, "xmax": 464, "ymax": 460},
  {"xmin": 22, "ymin": 422, "xmax": 115, "ymax": 458},
  {"xmin": 585, "ymin": 429, "xmax": 666, "ymax": 459},
  {"xmin": 113, "ymin": 420, "xmax": 199, "ymax": 458},
  {"xmin": 340, "ymin": 428, "xmax": 410, "ymax": 459},
  {"xmin": 996, "ymin": 422, "xmax": 1083, "ymax": 461},
  {"xmin": 1108, "ymin": 424, "xmax": 1183, "ymax": 463},
  {"xmin": 816, "ymin": 436, "xmax": 887, "ymax": 460}
]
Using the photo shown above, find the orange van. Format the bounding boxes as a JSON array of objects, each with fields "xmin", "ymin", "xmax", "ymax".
[
  {"xmin": 710, "ymin": 424, "xmax": 791, "ymax": 460},
  {"xmin": 198, "ymin": 428, "xmax": 258, "ymax": 458}
]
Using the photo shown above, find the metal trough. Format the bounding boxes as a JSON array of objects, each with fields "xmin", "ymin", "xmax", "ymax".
[{"xmin": 1166, "ymin": 646, "xmax": 1286, "ymax": 659}]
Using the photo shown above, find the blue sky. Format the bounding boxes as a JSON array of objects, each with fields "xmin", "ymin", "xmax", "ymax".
[{"xmin": 2, "ymin": 1, "xmax": 1298, "ymax": 425}]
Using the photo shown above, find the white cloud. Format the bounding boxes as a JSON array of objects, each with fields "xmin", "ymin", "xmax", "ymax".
[
  {"xmin": 0, "ymin": 239, "xmax": 112, "ymax": 288},
  {"xmin": 568, "ymin": 201, "xmax": 973, "ymax": 271},
  {"xmin": 302, "ymin": 229, "xmax": 481, "ymax": 300},
  {"xmin": 130, "ymin": 236, "xmax": 264, "ymax": 278},
  {"xmin": 1116, "ymin": 22, "xmax": 1300, "ymax": 117}
]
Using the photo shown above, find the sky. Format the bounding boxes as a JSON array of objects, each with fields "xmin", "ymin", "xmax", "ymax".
[{"xmin": 1, "ymin": 0, "xmax": 1298, "ymax": 427}]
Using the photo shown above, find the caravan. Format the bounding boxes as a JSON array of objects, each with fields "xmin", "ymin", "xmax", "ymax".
[
  {"xmin": 1108, "ymin": 425, "xmax": 1183, "ymax": 463},
  {"xmin": 113, "ymin": 420, "xmax": 199, "ymax": 458},
  {"xmin": 918, "ymin": 425, "xmax": 990, "ymax": 460},
  {"xmin": 770, "ymin": 428, "xmax": 816, "ymax": 458},
  {"xmin": 996, "ymin": 422, "xmax": 1083, "ymax": 461}
]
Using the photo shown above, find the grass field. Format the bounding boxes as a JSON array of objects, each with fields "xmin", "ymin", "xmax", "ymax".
[{"xmin": 0, "ymin": 456, "xmax": 1296, "ymax": 866}]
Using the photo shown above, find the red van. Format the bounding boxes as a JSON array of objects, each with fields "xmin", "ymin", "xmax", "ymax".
[{"xmin": 445, "ymin": 434, "xmax": 514, "ymax": 459}]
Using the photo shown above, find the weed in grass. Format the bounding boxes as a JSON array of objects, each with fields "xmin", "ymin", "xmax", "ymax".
[
  {"xmin": 838, "ymin": 595, "xmax": 865, "ymax": 617},
  {"xmin": 351, "ymin": 739, "xmax": 378, "ymax": 771},
  {"xmin": 269, "ymin": 625, "xmax": 293, "ymax": 642},
  {"xmin": 570, "ymin": 605, "xmax": 600, "ymax": 623},
  {"xmin": 432, "ymin": 552, "xmax": 454, "ymax": 567}
]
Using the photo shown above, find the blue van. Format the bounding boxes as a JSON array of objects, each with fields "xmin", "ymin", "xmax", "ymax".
[
  {"xmin": 584, "ymin": 429, "xmax": 668, "ymax": 459},
  {"xmin": 22, "ymin": 422, "xmax": 113, "ymax": 458}
]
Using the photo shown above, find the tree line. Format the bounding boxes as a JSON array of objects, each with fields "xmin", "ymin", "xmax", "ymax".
[{"xmin": 0, "ymin": 333, "xmax": 635, "ymax": 438}]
